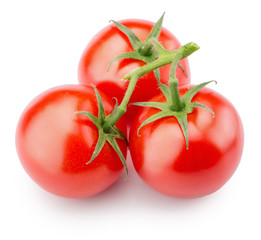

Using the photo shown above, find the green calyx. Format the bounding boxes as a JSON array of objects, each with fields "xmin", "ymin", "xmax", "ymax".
[
  {"xmin": 131, "ymin": 81, "xmax": 216, "ymax": 149},
  {"xmin": 131, "ymin": 46, "xmax": 216, "ymax": 149},
  {"xmin": 107, "ymin": 13, "xmax": 166, "ymax": 82},
  {"xmin": 76, "ymin": 85, "xmax": 128, "ymax": 177}
]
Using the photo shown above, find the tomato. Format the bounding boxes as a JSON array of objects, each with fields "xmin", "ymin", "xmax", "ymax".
[
  {"xmin": 16, "ymin": 85, "xmax": 127, "ymax": 198},
  {"xmin": 78, "ymin": 19, "xmax": 190, "ymax": 120},
  {"xmin": 129, "ymin": 85, "xmax": 244, "ymax": 198}
]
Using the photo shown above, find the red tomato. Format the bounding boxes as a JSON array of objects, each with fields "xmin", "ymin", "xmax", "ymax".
[
  {"xmin": 16, "ymin": 85, "xmax": 127, "ymax": 198},
  {"xmin": 129, "ymin": 86, "xmax": 244, "ymax": 198},
  {"xmin": 78, "ymin": 19, "xmax": 190, "ymax": 120}
]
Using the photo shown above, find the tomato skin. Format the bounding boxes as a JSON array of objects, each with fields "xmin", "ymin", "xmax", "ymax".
[
  {"xmin": 16, "ymin": 85, "xmax": 127, "ymax": 198},
  {"xmin": 129, "ymin": 86, "xmax": 244, "ymax": 198},
  {"xmin": 78, "ymin": 19, "xmax": 190, "ymax": 120}
]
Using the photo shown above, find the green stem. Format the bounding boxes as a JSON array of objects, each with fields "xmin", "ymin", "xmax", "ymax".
[
  {"xmin": 168, "ymin": 52, "xmax": 183, "ymax": 111},
  {"xmin": 169, "ymin": 81, "xmax": 183, "ymax": 111},
  {"xmin": 103, "ymin": 42, "xmax": 199, "ymax": 132},
  {"xmin": 138, "ymin": 42, "xmax": 154, "ymax": 56}
]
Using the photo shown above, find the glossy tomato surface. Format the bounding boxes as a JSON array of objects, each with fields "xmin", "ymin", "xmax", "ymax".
[
  {"xmin": 129, "ymin": 86, "xmax": 244, "ymax": 198},
  {"xmin": 78, "ymin": 19, "xmax": 190, "ymax": 120},
  {"xmin": 16, "ymin": 85, "xmax": 127, "ymax": 198}
]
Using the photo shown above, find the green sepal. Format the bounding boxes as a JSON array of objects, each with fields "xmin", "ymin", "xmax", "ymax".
[
  {"xmin": 106, "ymin": 97, "xmax": 118, "ymax": 119},
  {"xmin": 107, "ymin": 136, "xmax": 128, "ymax": 179},
  {"xmin": 107, "ymin": 50, "xmax": 158, "ymax": 72},
  {"xmin": 157, "ymin": 83, "xmax": 172, "ymax": 103},
  {"xmin": 192, "ymin": 102, "xmax": 215, "ymax": 117},
  {"xmin": 136, "ymin": 110, "xmax": 173, "ymax": 136},
  {"xmin": 130, "ymin": 101, "xmax": 167, "ymax": 111},
  {"xmin": 75, "ymin": 111, "xmax": 99, "ymax": 128},
  {"xmin": 181, "ymin": 80, "xmax": 216, "ymax": 103},
  {"xmin": 177, "ymin": 62, "xmax": 188, "ymax": 77},
  {"xmin": 107, "ymin": 52, "xmax": 144, "ymax": 72},
  {"xmin": 91, "ymin": 84, "xmax": 106, "ymax": 122},
  {"xmin": 176, "ymin": 114, "xmax": 189, "ymax": 149},
  {"xmin": 110, "ymin": 20, "xmax": 141, "ymax": 51},
  {"xmin": 145, "ymin": 12, "xmax": 165, "ymax": 44},
  {"xmin": 87, "ymin": 129, "xmax": 107, "ymax": 164},
  {"xmin": 108, "ymin": 125, "xmax": 128, "ymax": 144}
]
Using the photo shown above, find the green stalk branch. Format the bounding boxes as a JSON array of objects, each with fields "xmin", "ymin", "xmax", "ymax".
[{"xmin": 103, "ymin": 42, "xmax": 199, "ymax": 132}]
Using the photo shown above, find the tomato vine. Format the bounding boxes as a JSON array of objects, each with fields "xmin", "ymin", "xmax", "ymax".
[{"xmin": 78, "ymin": 15, "xmax": 201, "ymax": 174}]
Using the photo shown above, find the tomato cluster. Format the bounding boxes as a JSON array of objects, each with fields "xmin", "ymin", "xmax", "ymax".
[{"xmin": 16, "ymin": 15, "xmax": 244, "ymax": 199}]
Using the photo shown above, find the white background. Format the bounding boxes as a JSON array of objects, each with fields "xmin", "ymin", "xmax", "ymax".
[{"xmin": 1, "ymin": 0, "xmax": 260, "ymax": 239}]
